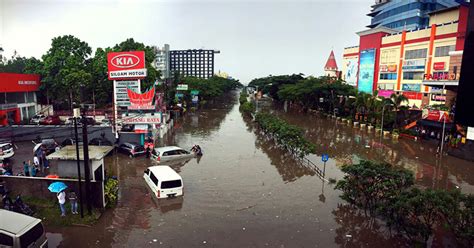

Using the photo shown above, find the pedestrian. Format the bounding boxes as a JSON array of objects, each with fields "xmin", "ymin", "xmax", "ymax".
[
  {"xmin": 41, "ymin": 149, "xmax": 47, "ymax": 172},
  {"xmin": 57, "ymin": 190, "xmax": 66, "ymax": 217},
  {"xmin": 33, "ymin": 154, "xmax": 40, "ymax": 170},
  {"xmin": 23, "ymin": 161, "xmax": 30, "ymax": 177},
  {"xmin": 69, "ymin": 190, "xmax": 78, "ymax": 214},
  {"xmin": 146, "ymin": 146, "xmax": 150, "ymax": 158},
  {"xmin": 44, "ymin": 158, "xmax": 49, "ymax": 170},
  {"xmin": 30, "ymin": 164, "xmax": 37, "ymax": 177}
]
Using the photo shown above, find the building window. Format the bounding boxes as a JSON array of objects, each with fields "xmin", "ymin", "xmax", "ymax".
[
  {"xmin": 434, "ymin": 45, "xmax": 455, "ymax": 57},
  {"xmin": 379, "ymin": 73, "xmax": 397, "ymax": 80},
  {"xmin": 405, "ymin": 48, "xmax": 427, "ymax": 60},
  {"xmin": 403, "ymin": 72, "xmax": 424, "ymax": 80}
]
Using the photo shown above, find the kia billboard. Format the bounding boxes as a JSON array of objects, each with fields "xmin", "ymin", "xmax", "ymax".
[
  {"xmin": 358, "ymin": 49, "xmax": 375, "ymax": 94},
  {"xmin": 107, "ymin": 51, "xmax": 147, "ymax": 80}
]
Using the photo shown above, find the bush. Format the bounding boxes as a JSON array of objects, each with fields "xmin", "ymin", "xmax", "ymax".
[
  {"xmin": 104, "ymin": 178, "xmax": 119, "ymax": 207},
  {"xmin": 239, "ymin": 102, "xmax": 255, "ymax": 115}
]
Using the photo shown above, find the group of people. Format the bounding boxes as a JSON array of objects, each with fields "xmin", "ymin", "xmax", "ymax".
[
  {"xmin": 191, "ymin": 145, "xmax": 203, "ymax": 156},
  {"xmin": 57, "ymin": 189, "xmax": 78, "ymax": 217}
]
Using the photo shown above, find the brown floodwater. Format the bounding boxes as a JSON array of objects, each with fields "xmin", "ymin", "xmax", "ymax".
[{"xmin": 46, "ymin": 94, "xmax": 474, "ymax": 247}]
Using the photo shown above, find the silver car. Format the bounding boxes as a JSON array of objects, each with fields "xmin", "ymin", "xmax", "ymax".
[
  {"xmin": 0, "ymin": 209, "xmax": 48, "ymax": 248},
  {"xmin": 151, "ymin": 146, "xmax": 195, "ymax": 164}
]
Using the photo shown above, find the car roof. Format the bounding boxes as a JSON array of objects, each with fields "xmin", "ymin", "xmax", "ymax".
[
  {"xmin": 0, "ymin": 209, "xmax": 41, "ymax": 235},
  {"xmin": 148, "ymin": 165, "xmax": 182, "ymax": 181},
  {"xmin": 154, "ymin": 146, "xmax": 184, "ymax": 153}
]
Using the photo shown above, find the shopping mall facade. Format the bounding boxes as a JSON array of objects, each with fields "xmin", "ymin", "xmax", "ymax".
[{"xmin": 342, "ymin": 4, "xmax": 469, "ymax": 108}]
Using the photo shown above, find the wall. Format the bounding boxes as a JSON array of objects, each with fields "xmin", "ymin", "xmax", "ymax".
[
  {"xmin": 0, "ymin": 126, "xmax": 115, "ymax": 143},
  {"xmin": 0, "ymin": 176, "xmax": 104, "ymax": 208},
  {"xmin": 429, "ymin": 9, "xmax": 459, "ymax": 26},
  {"xmin": 358, "ymin": 32, "xmax": 389, "ymax": 92}
]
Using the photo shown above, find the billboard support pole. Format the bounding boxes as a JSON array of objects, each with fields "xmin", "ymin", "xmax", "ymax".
[{"xmin": 113, "ymin": 80, "xmax": 118, "ymax": 139}]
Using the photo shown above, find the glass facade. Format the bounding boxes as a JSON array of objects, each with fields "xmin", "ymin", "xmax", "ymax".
[{"xmin": 368, "ymin": 0, "xmax": 462, "ymax": 31}]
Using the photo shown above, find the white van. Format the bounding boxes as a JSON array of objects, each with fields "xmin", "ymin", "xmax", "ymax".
[
  {"xmin": 143, "ymin": 165, "xmax": 183, "ymax": 199},
  {"xmin": 0, "ymin": 209, "xmax": 48, "ymax": 248}
]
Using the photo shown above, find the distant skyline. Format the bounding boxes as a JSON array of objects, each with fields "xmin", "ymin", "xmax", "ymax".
[{"xmin": 1, "ymin": 0, "xmax": 373, "ymax": 83}]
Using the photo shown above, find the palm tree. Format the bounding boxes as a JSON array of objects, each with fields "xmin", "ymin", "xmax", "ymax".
[{"xmin": 388, "ymin": 93, "xmax": 409, "ymax": 129}]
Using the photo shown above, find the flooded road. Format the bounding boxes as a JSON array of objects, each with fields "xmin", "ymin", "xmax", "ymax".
[{"xmin": 48, "ymin": 93, "xmax": 474, "ymax": 247}]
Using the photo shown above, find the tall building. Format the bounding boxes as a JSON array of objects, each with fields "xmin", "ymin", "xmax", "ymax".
[
  {"xmin": 367, "ymin": 0, "xmax": 464, "ymax": 31},
  {"xmin": 169, "ymin": 49, "xmax": 220, "ymax": 79},
  {"xmin": 341, "ymin": 4, "xmax": 469, "ymax": 108},
  {"xmin": 152, "ymin": 44, "xmax": 170, "ymax": 79},
  {"xmin": 324, "ymin": 50, "xmax": 339, "ymax": 77}
]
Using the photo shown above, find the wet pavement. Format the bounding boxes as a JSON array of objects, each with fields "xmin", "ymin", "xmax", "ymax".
[{"xmin": 12, "ymin": 93, "xmax": 474, "ymax": 247}]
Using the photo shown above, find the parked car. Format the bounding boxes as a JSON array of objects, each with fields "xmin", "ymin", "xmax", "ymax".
[
  {"xmin": 60, "ymin": 138, "xmax": 83, "ymax": 147},
  {"xmin": 64, "ymin": 117, "xmax": 75, "ymax": 125},
  {"xmin": 118, "ymin": 142, "xmax": 145, "ymax": 158},
  {"xmin": 143, "ymin": 165, "xmax": 183, "ymax": 199},
  {"xmin": 0, "ymin": 209, "xmax": 48, "ymax": 248},
  {"xmin": 100, "ymin": 119, "xmax": 112, "ymax": 126},
  {"xmin": 32, "ymin": 139, "xmax": 59, "ymax": 156},
  {"xmin": 29, "ymin": 114, "xmax": 46, "ymax": 125},
  {"xmin": 82, "ymin": 117, "xmax": 96, "ymax": 126},
  {"xmin": 0, "ymin": 142, "xmax": 14, "ymax": 160},
  {"xmin": 151, "ymin": 146, "xmax": 194, "ymax": 164},
  {"xmin": 89, "ymin": 137, "xmax": 113, "ymax": 146},
  {"xmin": 120, "ymin": 124, "xmax": 134, "ymax": 132},
  {"xmin": 39, "ymin": 116, "xmax": 61, "ymax": 125}
]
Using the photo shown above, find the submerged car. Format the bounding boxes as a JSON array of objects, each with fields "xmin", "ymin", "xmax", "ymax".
[
  {"xmin": 150, "ymin": 146, "xmax": 194, "ymax": 163},
  {"xmin": 118, "ymin": 142, "xmax": 145, "ymax": 158},
  {"xmin": 0, "ymin": 209, "xmax": 48, "ymax": 248},
  {"xmin": 143, "ymin": 165, "xmax": 183, "ymax": 199},
  {"xmin": 0, "ymin": 142, "xmax": 14, "ymax": 160}
]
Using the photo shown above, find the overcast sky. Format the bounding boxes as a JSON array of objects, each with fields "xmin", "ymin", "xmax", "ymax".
[{"xmin": 1, "ymin": 0, "xmax": 372, "ymax": 83}]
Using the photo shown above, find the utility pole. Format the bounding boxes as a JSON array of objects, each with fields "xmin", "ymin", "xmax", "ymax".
[
  {"xmin": 73, "ymin": 108, "xmax": 84, "ymax": 218},
  {"xmin": 80, "ymin": 86, "xmax": 92, "ymax": 214}
]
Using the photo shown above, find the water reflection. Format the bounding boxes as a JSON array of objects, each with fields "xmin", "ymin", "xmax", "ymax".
[{"xmin": 332, "ymin": 204, "xmax": 410, "ymax": 247}]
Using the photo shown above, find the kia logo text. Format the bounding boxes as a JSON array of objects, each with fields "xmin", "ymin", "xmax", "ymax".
[{"xmin": 111, "ymin": 54, "xmax": 140, "ymax": 68}]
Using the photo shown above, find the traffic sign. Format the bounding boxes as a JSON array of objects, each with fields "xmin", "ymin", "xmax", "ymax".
[
  {"xmin": 191, "ymin": 90, "xmax": 200, "ymax": 95},
  {"xmin": 177, "ymin": 84, "xmax": 188, "ymax": 91},
  {"xmin": 321, "ymin": 154, "xmax": 329, "ymax": 162}
]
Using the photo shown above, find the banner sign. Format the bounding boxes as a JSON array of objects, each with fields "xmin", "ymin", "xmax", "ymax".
[
  {"xmin": 380, "ymin": 64, "xmax": 397, "ymax": 72},
  {"xmin": 467, "ymin": 127, "xmax": 474, "ymax": 140},
  {"xmin": 177, "ymin": 84, "xmax": 188, "ymax": 91},
  {"xmin": 122, "ymin": 115, "xmax": 162, "ymax": 124},
  {"xmin": 115, "ymin": 80, "xmax": 140, "ymax": 106},
  {"xmin": 431, "ymin": 94, "xmax": 446, "ymax": 101},
  {"xmin": 344, "ymin": 58, "xmax": 358, "ymax": 86},
  {"xmin": 422, "ymin": 109, "xmax": 451, "ymax": 123},
  {"xmin": 403, "ymin": 91, "xmax": 423, "ymax": 100},
  {"xmin": 402, "ymin": 84, "xmax": 421, "ymax": 92},
  {"xmin": 358, "ymin": 49, "xmax": 376, "ymax": 94},
  {"xmin": 423, "ymin": 72, "xmax": 456, "ymax": 81},
  {"xmin": 430, "ymin": 87, "xmax": 443, "ymax": 94},
  {"xmin": 378, "ymin": 90, "xmax": 394, "ymax": 98},
  {"xmin": 191, "ymin": 90, "xmax": 200, "ymax": 95},
  {"xmin": 433, "ymin": 62, "xmax": 445, "ymax": 71},
  {"xmin": 107, "ymin": 51, "xmax": 147, "ymax": 80},
  {"xmin": 402, "ymin": 59, "xmax": 425, "ymax": 71},
  {"xmin": 127, "ymin": 87, "xmax": 155, "ymax": 110}
]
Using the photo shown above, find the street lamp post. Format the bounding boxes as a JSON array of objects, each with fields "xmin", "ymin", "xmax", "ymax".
[{"xmin": 440, "ymin": 81, "xmax": 447, "ymax": 156}]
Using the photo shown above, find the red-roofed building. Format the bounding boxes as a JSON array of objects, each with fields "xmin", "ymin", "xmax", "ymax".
[
  {"xmin": 324, "ymin": 50, "xmax": 339, "ymax": 78},
  {"xmin": 0, "ymin": 73, "xmax": 41, "ymax": 126}
]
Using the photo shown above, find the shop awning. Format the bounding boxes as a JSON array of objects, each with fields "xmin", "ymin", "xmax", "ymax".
[{"xmin": 418, "ymin": 119, "xmax": 453, "ymax": 130}]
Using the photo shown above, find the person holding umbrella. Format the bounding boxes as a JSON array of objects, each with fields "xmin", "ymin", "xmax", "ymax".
[{"xmin": 48, "ymin": 182, "xmax": 68, "ymax": 217}]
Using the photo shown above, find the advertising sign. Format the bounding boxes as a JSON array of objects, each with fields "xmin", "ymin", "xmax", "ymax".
[
  {"xmin": 177, "ymin": 84, "xmax": 188, "ymax": 91},
  {"xmin": 467, "ymin": 127, "xmax": 474, "ymax": 141},
  {"xmin": 0, "ymin": 73, "xmax": 41, "ymax": 92},
  {"xmin": 430, "ymin": 87, "xmax": 443, "ymax": 94},
  {"xmin": 380, "ymin": 64, "xmax": 397, "ymax": 72},
  {"xmin": 422, "ymin": 109, "xmax": 451, "ymax": 122},
  {"xmin": 433, "ymin": 62, "xmax": 445, "ymax": 71},
  {"xmin": 403, "ymin": 91, "xmax": 423, "ymax": 100},
  {"xmin": 431, "ymin": 94, "xmax": 446, "ymax": 101},
  {"xmin": 344, "ymin": 58, "xmax": 358, "ymax": 86},
  {"xmin": 402, "ymin": 59, "xmax": 425, "ymax": 71},
  {"xmin": 107, "ymin": 51, "xmax": 147, "ymax": 80},
  {"xmin": 127, "ymin": 87, "xmax": 155, "ymax": 110},
  {"xmin": 191, "ymin": 90, "xmax": 200, "ymax": 95},
  {"xmin": 378, "ymin": 90, "xmax": 394, "ymax": 98},
  {"xmin": 115, "ymin": 80, "xmax": 140, "ymax": 106},
  {"xmin": 402, "ymin": 84, "xmax": 421, "ymax": 92},
  {"xmin": 358, "ymin": 49, "xmax": 376, "ymax": 93},
  {"xmin": 122, "ymin": 113, "xmax": 161, "ymax": 124},
  {"xmin": 423, "ymin": 72, "xmax": 456, "ymax": 81}
]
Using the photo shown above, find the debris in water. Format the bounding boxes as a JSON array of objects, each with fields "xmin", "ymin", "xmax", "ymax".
[
  {"xmin": 242, "ymin": 227, "xmax": 246, "ymax": 231},
  {"xmin": 203, "ymin": 241, "xmax": 207, "ymax": 244},
  {"xmin": 346, "ymin": 234, "xmax": 352, "ymax": 238},
  {"xmin": 153, "ymin": 239, "xmax": 158, "ymax": 242}
]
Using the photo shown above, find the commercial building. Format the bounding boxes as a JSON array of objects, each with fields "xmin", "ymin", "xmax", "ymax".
[
  {"xmin": 169, "ymin": 49, "xmax": 220, "ymax": 79},
  {"xmin": 367, "ymin": 0, "xmax": 464, "ymax": 31},
  {"xmin": 342, "ymin": 4, "xmax": 469, "ymax": 108},
  {"xmin": 324, "ymin": 50, "xmax": 340, "ymax": 78},
  {"xmin": 0, "ymin": 73, "xmax": 41, "ymax": 125},
  {"xmin": 152, "ymin": 44, "xmax": 170, "ymax": 79}
]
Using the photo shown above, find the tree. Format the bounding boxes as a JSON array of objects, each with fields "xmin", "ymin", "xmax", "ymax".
[
  {"xmin": 41, "ymin": 35, "xmax": 92, "ymax": 108},
  {"xmin": 388, "ymin": 93, "xmax": 409, "ymax": 129}
]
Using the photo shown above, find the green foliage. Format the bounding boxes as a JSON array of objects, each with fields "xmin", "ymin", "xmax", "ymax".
[
  {"xmin": 104, "ymin": 178, "xmax": 119, "ymax": 207},
  {"xmin": 239, "ymin": 89, "xmax": 248, "ymax": 104},
  {"xmin": 336, "ymin": 160, "xmax": 474, "ymax": 245},
  {"xmin": 182, "ymin": 76, "xmax": 242, "ymax": 102},
  {"xmin": 255, "ymin": 112, "xmax": 315, "ymax": 157},
  {"xmin": 239, "ymin": 102, "xmax": 255, "ymax": 115}
]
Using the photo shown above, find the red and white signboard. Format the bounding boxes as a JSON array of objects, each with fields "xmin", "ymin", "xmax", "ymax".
[
  {"xmin": 0, "ymin": 73, "xmax": 40, "ymax": 93},
  {"xmin": 433, "ymin": 62, "xmax": 445, "ymax": 71},
  {"xmin": 122, "ymin": 113, "xmax": 161, "ymax": 124},
  {"xmin": 107, "ymin": 51, "xmax": 147, "ymax": 80},
  {"xmin": 127, "ymin": 87, "xmax": 155, "ymax": 110},
  {"xmin": 422, "ymin": 109, "xmax": 452, "ymax": 123}
]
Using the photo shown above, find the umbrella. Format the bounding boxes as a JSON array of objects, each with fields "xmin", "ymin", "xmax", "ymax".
[{"xmin": 48, "ymin": 182, "xmax": 67, "ymax": 193}]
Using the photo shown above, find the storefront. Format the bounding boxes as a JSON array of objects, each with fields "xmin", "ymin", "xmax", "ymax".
[{"xmin": 0, "ymin": 73, "xmax": 41, "ymax": 125}]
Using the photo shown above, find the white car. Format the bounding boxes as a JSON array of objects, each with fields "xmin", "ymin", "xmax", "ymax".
[
  {"xmin": 0, "ymin": 209, "xmax": 48, "ymax": 248},
  {"xmin": 150, "ymin": 146, "xmax": 195, "ymax": 163},
  {"xmin": 29, "ymin": 114, "xmax": 46, "ymax": 125},
  {"xmin": 143, "ymin": 165, "xmax": 183, "ymax": 199},
  {"xmin": 0, "ymin": 142, "xmax": 14, "ymax": 160}
]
